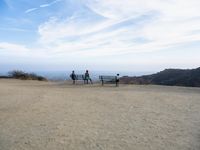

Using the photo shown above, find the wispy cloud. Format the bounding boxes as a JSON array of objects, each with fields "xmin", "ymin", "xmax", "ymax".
[
  {"xmin": 1, "ymin": 0, "xmax": 200, "ymax": 70},
  {"xmin": 0, "ymin": 27, "xmax": 31, "ymax": 32},
  {"xmin": 11, "ymin": 0, "xmax": 200, "ymax": 56},
  {"xmin": 36, "ymin": 0, "xmax": 200, "ymax": 58},
  {"xmin": 40, "ymin": 0, "xmax": 62, "ymax": 8},
  {"xmin": 25, "ymin": 0, "xmax": 62, "ymax": 13},
  {"xmin": 25, "ymin": 8, "xmax": 38, "ymax": 13},
  {"xmin": 0, "ymin": 42, "xmax": 49, "ymax": 62},
  {"xmin": 0, "ymin": 42, "xmax": 30, "ymax": 55},
  {"xmin": 3, "ymin": 0, "xmax": 13, "ymax": 9}
]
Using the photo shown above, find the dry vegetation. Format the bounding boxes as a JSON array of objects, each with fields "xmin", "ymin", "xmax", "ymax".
[{"xmin": 8, "ymin": 70, "xmax": 47, "ymax": 81}]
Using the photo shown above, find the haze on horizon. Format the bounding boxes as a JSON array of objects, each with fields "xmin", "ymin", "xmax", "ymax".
[{"xmin": 0, "ymin": 0, "xmax": 200, "ymax": 73}]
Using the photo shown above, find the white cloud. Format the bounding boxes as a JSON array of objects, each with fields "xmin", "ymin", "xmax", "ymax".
[
  {"xmin": 0, "ymin": 42, "xmax": 30, "ymax": 56},
  {"xmin": 0, "ymin": 27, "xmax": 31, "ymax": 32},
  {"xmin": 38, "ymin": 15, "xmax": 139, "ymax": 43},
  {"xmin": 25, "ymin": 0, "xmax": 62, "ymax": 13},
  {"xmin": 40, "ymin": 0, "xmax": 62, "ymax": 8},
  {"xmin": 36, "ymin": 0, "xmax": 200, "ymax": 58},
  {"xmin": 85, "ymin": 0, "xmax": 200, "ymax": 20},
  {"xmin": 3, "ymin": 0, "xmax": 199, "ymax": 69},
  {"xmin": 25, "ymin": 8, "xmax": 38, "ymax": 13},
  {"xmin": 0, "ymin": 42, "xmax": 47, "ymax": 59}
]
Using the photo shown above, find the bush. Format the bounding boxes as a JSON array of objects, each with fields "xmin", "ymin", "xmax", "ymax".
[{"xmin": 8, "ymin": 70, "xmax": 47, "ymax": 81}]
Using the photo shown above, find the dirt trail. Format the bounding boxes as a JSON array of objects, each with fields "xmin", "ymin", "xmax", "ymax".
[{"xmin": 0, "ymin": 79, "xmax": 200, "ymax": 150}]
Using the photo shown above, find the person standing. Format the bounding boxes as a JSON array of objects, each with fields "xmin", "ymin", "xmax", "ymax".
[
  {"xmin": 116, "ymin": 74, "xmax": 120, "ymax": 87},
  {"xmin": 84, "ymin": 70, "xmax": 93, "ymax": 84},
  {"xmin": 70, "ymin": 70, "xmax": 76, "ymax": 84}
]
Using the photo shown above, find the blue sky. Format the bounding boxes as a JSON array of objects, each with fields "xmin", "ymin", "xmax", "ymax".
[{"xmin": 0, "ymin": 0, "xmax": 200, "ymax": 73}]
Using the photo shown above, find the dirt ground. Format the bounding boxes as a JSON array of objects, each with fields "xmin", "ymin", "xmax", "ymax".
[{"xmin": 0, "ymin": 79, "xmax": 200, "ymax": 150}]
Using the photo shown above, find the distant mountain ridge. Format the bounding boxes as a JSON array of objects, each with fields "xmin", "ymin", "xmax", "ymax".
[{"xmin": 120, "ymin": 67, "xmax": 200, "ymax": 87}]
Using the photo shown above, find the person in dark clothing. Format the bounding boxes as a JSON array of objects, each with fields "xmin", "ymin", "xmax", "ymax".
[
  {"xmin": 84, "ymin": 70, "xmax": 93, "ymax": 84},
  {"xmin": 70, "ymin": 70, "xmax": 76, "ymax": 84},
  {"xmin": 116, "ymin": 74, "xmax": 120, "ymax": 87}
]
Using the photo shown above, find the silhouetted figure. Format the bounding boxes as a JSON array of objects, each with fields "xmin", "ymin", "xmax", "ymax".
[
  {"xmin": 84, "ymin": 70, "xmax": 93, "ymax": 84},
  {"xmin": 116, "ymin": 74, "xmax": 120, "ymax": 87},
  {"xmin": 70, "ymin": 70, "xmax": 76, "ymax": 84}
]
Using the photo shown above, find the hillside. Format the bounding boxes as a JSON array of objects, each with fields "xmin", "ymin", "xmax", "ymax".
[{"xmin": 120, "ymin": 67, "xmax": 200, "ymax": 87}]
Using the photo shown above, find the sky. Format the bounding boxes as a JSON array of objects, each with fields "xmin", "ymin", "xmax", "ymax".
[{"xmin": 0, "ymin": 0, "xmax": 200, "ymax": 73}]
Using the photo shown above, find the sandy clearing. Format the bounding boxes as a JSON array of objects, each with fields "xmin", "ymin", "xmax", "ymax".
[{"xmin": 0, "ymin": 79, "xmax": 200, "ymax": 150}]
